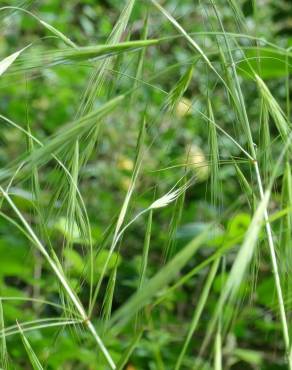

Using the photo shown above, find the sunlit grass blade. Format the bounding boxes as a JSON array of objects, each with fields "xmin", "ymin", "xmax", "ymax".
[
  {"xmin": 0, "ymin": 300, "xmax": 9, "ymax": 369},
  {"xmin": 0, "ymin": 45, "xmax": 29, "ymax": 76},
  {"xmin": 214, "ymin": 327, "xmax": 222, "ymax": 370}
]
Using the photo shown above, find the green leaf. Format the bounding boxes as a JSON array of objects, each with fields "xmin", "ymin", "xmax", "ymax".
[
  {"xmin": 238, "ymin": 48, "xmax": 292, "ymax": 79},
  {"xmin": 55, "ymin": 217, "xmax": 81, "ymax": 242},
  {"xmin": 233, "ymin": 348, "xmax": 263, "ymax": 366}
]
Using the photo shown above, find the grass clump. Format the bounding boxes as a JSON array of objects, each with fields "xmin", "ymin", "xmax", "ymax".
[{"xmin": 0, "ymin": 1, "xmax": 292, "ymax": 369}]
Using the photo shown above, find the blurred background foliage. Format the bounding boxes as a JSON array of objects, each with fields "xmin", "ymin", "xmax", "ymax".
[{"xmin": 0, "ymin": 0, "xmax": 292, "ymax": 369}]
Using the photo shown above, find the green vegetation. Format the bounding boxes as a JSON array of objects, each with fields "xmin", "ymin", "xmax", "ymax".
[{"xmin": 0, "ymin": 1, "xmax": 292, "ymax": 369}]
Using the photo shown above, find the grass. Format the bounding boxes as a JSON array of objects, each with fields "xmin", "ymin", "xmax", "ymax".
[{"xmin": 0, "ymin": 1, "xmax": 291, "ymax": 369}]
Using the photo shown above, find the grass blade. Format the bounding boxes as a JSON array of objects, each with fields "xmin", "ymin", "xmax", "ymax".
[
  {"xmin": 17, "ymin": 321, "xmax": 43, "ymax": 370},
  {"xmin": 0, "ymin": 300, "xmax": 8, "ymax": 369},
  {"xmin": 0, "ymin": 46, "xmax": 28, "ymax": 76}
]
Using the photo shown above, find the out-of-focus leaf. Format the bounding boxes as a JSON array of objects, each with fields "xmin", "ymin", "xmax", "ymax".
[
  {"xmin": 55, "ymin": 217, "xmax": 81, "ymax": 241},
  {"xmin": 176, "ymin": 222, "xmax": 223, "ymax": 242},
  {"xmin": 233, "ymin": 348, "xmax": 263, "ymax": 366},
  {"xmin": 0, "ymin": 239, "xmax": 32, "ymax": 278},
  {"xmin": 237, "ymin": 47, "xmax": 292, "ymax": 79}
]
